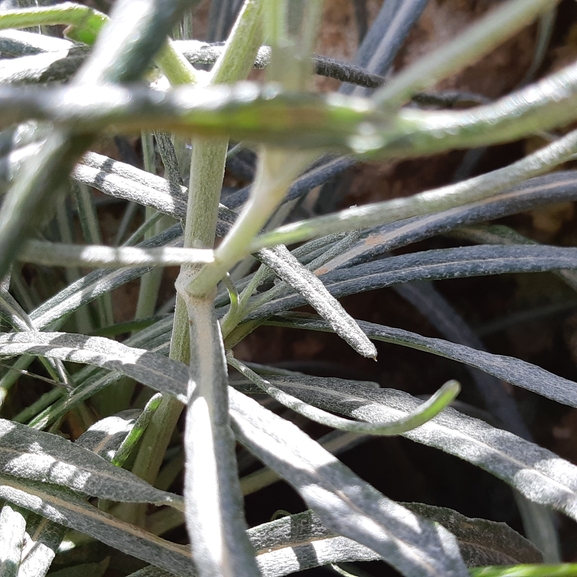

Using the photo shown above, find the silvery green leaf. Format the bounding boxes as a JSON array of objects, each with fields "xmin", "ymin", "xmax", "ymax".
[
  {"xmin": 262, "ymin": 372, "xmax": 577, "ymax": 523},
  {"xmin": 0, "ymin": 417, "xmax": 183, "ymax": 509},
  {"xmin": 0, "ymin": 503, "xmax": 25, "ymax": 577},
  {"xmin": 250, "ymin": 245, "xmax": 577, "ymax": 324},
  {"xmin": 251, "ymin": 510, "xmax": 379, "ymax": 577},
  {"xmin": 17, "ymin": 411, "xmax": 144, "ymax": 577},
  {"xmin": 0, "ymin": 476, "xmax": 194, "ymax": 575},
  {"xmin": 255, "ymin": 246, "xmax": 376, "ymax": 358},
  {"xmin": 228, "ymin": 387, "xmax": 469, "ymax": 577},
  {"xmin": 29, "ymin": 225, "xmax": 182, "ymax": 330},
  {"xmin": 183, "ymin": 298, "xmax": 259, "ymax": 577},
  {"xmin": 0, "ymin": 332, "xmax": 188, "ymax": 404},
  {"xmin": 403, "ymin": 503, "xmax": 542, "ymax": 566},
  {"xmin": 320, "ymin": 171, "xmax": 577, "ymax": 271},
  {"xmin": 16, "ymin": 515, "xmax": 65, "ymax": 577},
  {"xmin": 27, "ymin": 322, "xmax": 175, "ymax": 430},
  {"xmin": 249, "ymin": 505, "xmax": 541, "ymax": 577},
  {"xmin": 267, "ymin": 314, "xmax": 577, "ymax": 409},
  {"xmin": 0, "ymin": 289, "xmax": 31, "ymax": 332},
  {"xmin": 74, "ymin": 152, "xmax": 236, "ymax": 236}
]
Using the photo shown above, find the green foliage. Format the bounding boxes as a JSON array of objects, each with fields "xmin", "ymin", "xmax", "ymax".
[{"xmin": 0, "ymin": 0, "xmax": 576, "ymax": 576}]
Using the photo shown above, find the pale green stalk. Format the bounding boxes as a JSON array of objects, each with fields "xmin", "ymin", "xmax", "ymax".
[
  {"xmin": 135, "ymin": 133, "xmax": 164, "ymax": 323},
  {"xmin": 171, "ymin": 4, "xmax": 266, "ymax": 573},
  {"xmin": 250, "ymin": 128, "xmax": 577, "ymax": 251},
  {"xmin": 0, "ymin": 4, "xmax": 199, "ymax": 86},
  {"xmin": 129, "ymin": 0, "xmax": 265, "ymax": 509},
  {"xmin": 74, "ymin": 182, "xmax": 114, "ymax": 328},
  {"xmin": 182, "ymin": 148, "xmax": 314, "ymax": 299}
]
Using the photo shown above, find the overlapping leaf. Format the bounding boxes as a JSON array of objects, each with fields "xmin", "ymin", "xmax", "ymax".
[
  {"xmin": 249, "ymin": 370, "xmax": 577, "ymax": 522},
  {"xmin": 0, "ymin": 476, "xmax": 194, "ymax": 575},
  {"xmin": 266, "ymin": 314, "xmax": 577, "ymax": 409},
  {"xmin": 0, "ymin": 417, "xmax": 183, "ymax": 508},
  {"xmin": 229, "ymin": 386, "xmax": 469, "ymax": 577}
]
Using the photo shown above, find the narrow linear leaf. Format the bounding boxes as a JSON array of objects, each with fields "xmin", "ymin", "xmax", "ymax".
[
  {"xmin": 249, "ymin": 505, "xmax": 541, "ymax": 577},
  {"xmin": 228, "ymin": 386, "xmax": 469, "ymax": 577},
  {"xmin": 0, "ymin": 36, "xmax": 385, "ymax": 89},
  {"xmin": 228, "ymin": 356, "xmax": 459, "ymax": 435},
  {"xmin": 19, "ymin": 411, "xmax": 147, "ymax": 577},
  {"xmin": 266, "ymin": 314, "xmax": 577, "ymax": 409},
  {"xmin": 74, "ymin": 152, "xmax": 235, "ymax": 236},
  {"xmin": 260, "ymin": 369, "xmax": 577, "ymax": 524},
  {"xmin": 19, "ymin": 240, "xmax": 214, "ymax": 268},
  {"xmin": 71, "ymin": 163, "xmax": 187, "ymax": 225},
  {"xmin": 0, "ymin": 290, "xmax": 32, "ymax": 332},
  {"xmin": 29, "ymin": 225, "xmax": 183, "ymax": 330},
  {"xmin": 0, "ymin": 475, "xmax": 194, "ymax": 575},
  {"xmin": 252, "ymin": 510, "xmax": 379, "ymax": 577},
  {"xmin": 0, "ymin": 503, "xmax": 26, "ymax": 577},
  {"xmin": 250, "ymin": 245, "xmax": 577, "ymax": 335},
  {"xmin": 255, "ymin": 246, "xmax": 376, "ymax": 358},
  {"xmin": 251, "ymin": 129, "xmax": 577, "ymax": 252},
  {"xmin": 183, "ymin": 296, "xmax": 260, "ymax": 577},
  {"xmin": 0, "ymin": 417, "xmax": 183, "ymax": 509},
  {"xmin": 403, "ymin": 503, "xmax": 542, "ymax": 566},
  {"xmin": 320, "ymin": 171, "xmax": 577, "ymax": 272},
  {"xmin": 0, "ymin": 332, "xmax": 188, "ymax": 402},
  {"xmin": 2, "ymin": 57, "xmax": 577, "ymax": 153},
  {"xmin": 28, "ymin": 319, "xmax": 175, "ymax": 429}
]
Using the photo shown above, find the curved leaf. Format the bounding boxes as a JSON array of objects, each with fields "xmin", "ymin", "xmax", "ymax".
[
  {"xmin": 265, "ymin": 314, "xmax": 577, "ymax": 409},
  {"xmin": 0, "ymin": 417, "xmax": 183, "ymax": 509},
  {"xmin": 0, "ymin": 475, "xmax": 194, "ymax": 575},
  {"xmin": 256, "ymin": 246, "xmax": 376, "ymax": 358},
  {"xmin": 229, "ymin": 386, "xmax": 469, "ymax": 577},
  {"xmin": 257, "ymin": 369, "xmax": 577, "ymax": 524},
  {"xmin": 249, "ymin": 505, "xmax": 541, "ymax": 576}
]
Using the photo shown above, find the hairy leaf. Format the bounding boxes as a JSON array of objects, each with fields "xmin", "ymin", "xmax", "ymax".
[
  {"xmin": 0, "ymin": 417, "xmax": 182, "ymax": 508},
  {"xmin": 265, "ymin": 314, "xmax": 577, "ymax": 409},
  {"xmin": 0, "ymin": 503, "xmax": 25, "ymax": 577},
  {"xmin": 229, "ymin": 386, "xmax": 469, "ymax": 577},
  {"xmin": 0, "ymin": 476, "xmax": 194, "ymax": 575},
  {"xmin": 256, "ymin": 246, "xmax": 376, "ymax": 358},
  {"xmin": 256, "ymin": 370, "xmax": 577, "ymax": 523},
  {"xmin": 249, "ymin": 505, "xmax": 541, "ymax": 576}
]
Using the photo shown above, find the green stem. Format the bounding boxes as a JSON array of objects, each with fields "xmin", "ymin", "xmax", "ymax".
[
  {"xmin": 0, "ymin": 4, "xmax": 107, "ymax": 44},
  {"xmin": 250, "ymin": 128, "xmax": 577, "ymax": 251},
  {"xmin": 131, "ymin": 0, "xmax": 265, "ymax": 506},
  {"xmin": 183, "ymin": 148, "xmax": 314, "ymax": 299},
  {"xmin": 0, "ymin": 4, "xmax": 198, "ymax": 86},
  {"xmin": 228, "ymin": 355, "xmax": 460, "ymax": 435}
]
